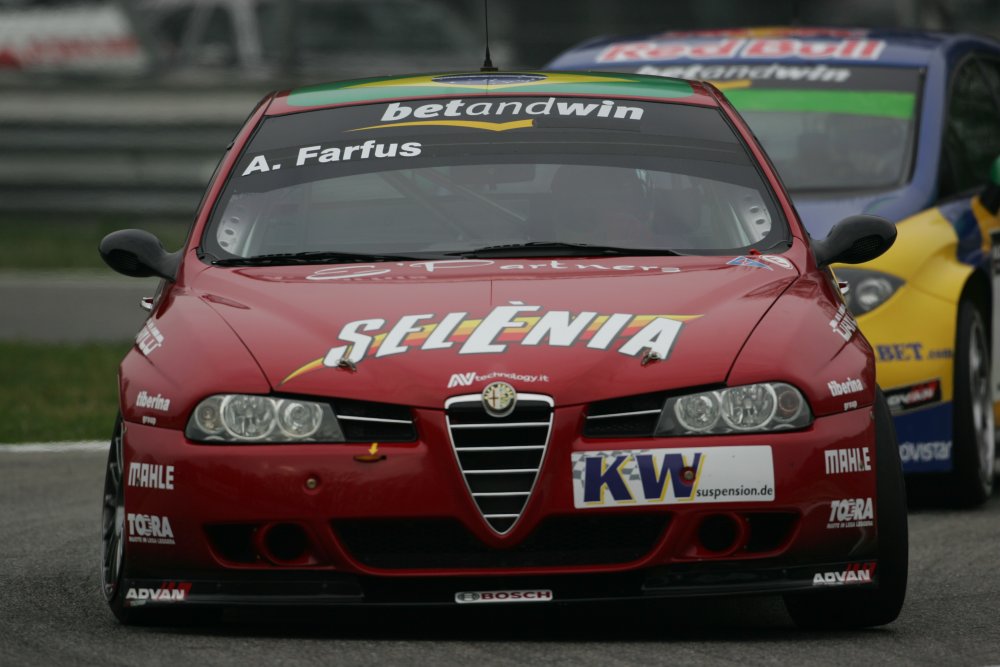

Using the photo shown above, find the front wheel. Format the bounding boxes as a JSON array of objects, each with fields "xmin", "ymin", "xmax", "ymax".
[
  {"xmin": 784, "ymin": 388, "xmax": 908, "ymax": 629},
  {"xmin": 100, "ymin": 417, "xmax": 221, "ymax": 626},
  {"xmin": 946, "ymin": 300, "xmax": 995, "ymax": 506},
  {"xmin": 101, "ymin": 415, "xmax": 134, "ymax": 623}
]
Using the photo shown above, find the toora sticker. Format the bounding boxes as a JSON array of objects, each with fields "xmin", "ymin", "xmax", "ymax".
[
  {"xmin": 283, "ymin": 302, "xmax": 699, "ymax": 382},
  {"xmin": 827, "ymin": 497, "xmax": 874, "ymax": 529},
  {"xmin": 127, "ymin": 513, "xmax": 175, "ymax": 545},
  {"xmin": 571, "ymin": 445, "xmax": 774, "ymax": 508}
]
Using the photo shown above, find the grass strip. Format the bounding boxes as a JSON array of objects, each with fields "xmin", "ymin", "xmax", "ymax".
[
  {"xmin": 0, "ymin": 219, "xmax": 189, "ymax": 272},
  {"xmin": 0, "ymin": 341, "xmax": 129, "ymax": 443}
]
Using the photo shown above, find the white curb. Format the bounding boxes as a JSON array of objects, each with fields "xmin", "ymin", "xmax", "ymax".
[{"xmin": 0, "ymin": 441, "xmax": 107, "ymax": 453}]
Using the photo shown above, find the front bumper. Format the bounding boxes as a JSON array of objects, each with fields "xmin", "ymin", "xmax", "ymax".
[
  {"xmin": 120, "ymin": 405, "xmax": 881, "ymax": 605},
  {"xmin": 854, "ymin": 284, "xmax": 957, "ymax": 473},
  {"xmin": 122, "ymin": 559, "xmax": 879, "ymax": 608}
]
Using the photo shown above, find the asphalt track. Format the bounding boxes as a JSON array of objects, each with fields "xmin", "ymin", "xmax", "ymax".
[
  {"xmin": 2, "ymin": 446, "xmax": 998, "ymax": 667},
  {"xmin": 0, "ymin": 272, "xmax": 156, "ymax": 342}
]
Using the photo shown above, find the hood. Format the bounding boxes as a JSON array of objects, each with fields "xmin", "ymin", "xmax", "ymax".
[
  {"xmin": 192, "ymin": 256, "xmax": 798, "ymax": 407},
  {"xmin": 791, "ymin": 185, "xmax": 924, "ymax": 237}
]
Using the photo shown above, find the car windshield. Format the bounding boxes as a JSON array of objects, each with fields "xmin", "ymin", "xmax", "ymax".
[
  {"xmin": 601, "ymin": 64, "xmax": 921, "ymax": 193},
  {"xmin": 203, "ymin": 95, "xmax": 788, "ymax": 261}
]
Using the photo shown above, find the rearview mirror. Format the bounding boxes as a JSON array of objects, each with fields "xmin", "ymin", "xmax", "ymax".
[
  {"xmin": 99, "ymin": 229, "xmax": 180, "ymax": 282},
  {"xmin": 812, "ymin": 214, "xmax": 896, "ymax": 268}
]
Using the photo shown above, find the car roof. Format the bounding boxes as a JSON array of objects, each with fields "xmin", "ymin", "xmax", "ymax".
[
  {"xmin": 547, "ymin": 26, "xmax": 1000, "ymax": 70},
  {"xmin": 265, "ymin": 71, "xmax": 722, "ymax": 115}
]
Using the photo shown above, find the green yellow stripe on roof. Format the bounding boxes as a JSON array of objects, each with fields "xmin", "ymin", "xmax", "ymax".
[
  {"xmin": 286, "ymin": 72, "xmax": 694, "ymax": 107},
  {"xmin": 724, "ymin": 90, "xmax": 916, "ymax": 119}
]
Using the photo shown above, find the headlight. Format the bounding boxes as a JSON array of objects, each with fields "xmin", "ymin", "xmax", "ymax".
[
  {"xmin": 186, "ymin": 394, "xmax": 344, "ymax": 443},
  {"xmin": 835, "ymin": 268, "xmax": 903, "ymax": 315},
  {"xmin": 656, "ymin": 383, "xmax": 811, "ymax": 436}
]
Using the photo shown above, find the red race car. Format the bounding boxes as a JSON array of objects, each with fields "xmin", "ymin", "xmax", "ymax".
[{"xmin": 99, "ymin": 71, "xmax": 905, "ymax": 628}]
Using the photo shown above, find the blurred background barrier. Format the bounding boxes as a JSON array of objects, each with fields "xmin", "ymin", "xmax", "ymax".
[
  {"xmin": 2, "ymin": 0, "xmax": 999, "ymax": 223},
  {"xmin": 0, "ymin": 87, "xmax": 255, "ymax": 217}
]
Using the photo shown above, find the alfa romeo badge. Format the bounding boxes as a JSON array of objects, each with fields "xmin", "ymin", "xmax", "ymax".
[{"xmin": 481, "ymin": 381, "xmax": 517, "ymax": 418}]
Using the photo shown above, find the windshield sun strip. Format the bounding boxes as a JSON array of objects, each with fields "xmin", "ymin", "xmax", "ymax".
[
  {"xmin": 724, "ymin": 89, "xmax": 916, "ymax": 120},
  {"xmin": 201, "ymin": 97, "xmax": 790, "ymax": 263}
]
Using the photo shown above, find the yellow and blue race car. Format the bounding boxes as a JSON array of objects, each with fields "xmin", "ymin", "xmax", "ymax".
[{"xmin": 549, "ymin": 27, "xmax": 1000, "ymax": 505}]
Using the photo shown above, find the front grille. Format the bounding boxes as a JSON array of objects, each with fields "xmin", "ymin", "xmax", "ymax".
[
  {"xmin": 331, "ymin": 398, "xmax": 416, "ymax": 442},
  {"xmin": 445, "ymin": 393, "xmax": 553, "ymax": 533},
  {"xmin": 584, "ymin": 392, "xmax": 667, "ymax": 438},
  {"xmin": 333, "ymin": 515, "xmax": 671, "ymax": 569}
]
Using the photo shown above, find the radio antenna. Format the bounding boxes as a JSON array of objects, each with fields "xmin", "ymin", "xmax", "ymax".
[
  {"xmin": 790, "ymin": 0, "xmax": 801, "ymax": 25},
  {"xmin": 480, "ymin": 0, "xmax": 498, "ymax": 72}
]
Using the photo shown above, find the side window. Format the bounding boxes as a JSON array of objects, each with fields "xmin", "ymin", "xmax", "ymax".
[
  {"xmin": 978, "ymin": 58, "xmax": 1000, "ymax": 172},
  {"xmin": 978, "ymin": 58, "xmax": 1000, "ymax": 105},
  {"xmin": 940, "ymin": 58, "xmax": 1000, "ymax": 197}
]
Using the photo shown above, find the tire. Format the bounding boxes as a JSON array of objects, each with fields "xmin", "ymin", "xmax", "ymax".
[
  {"xmin": 784, "ymin": 388, "xmax": 908, "ymax": 629},
  {"xmin": 101, "ymin": 416, "xmax": 222, "ymax": 626},
  {"xmin": 945, "ymin": 300, "xmax": 995, "ymax": 506},
  {"xmin": 101, "ymin": 414, "xmax": 135, "ymax": 624}
]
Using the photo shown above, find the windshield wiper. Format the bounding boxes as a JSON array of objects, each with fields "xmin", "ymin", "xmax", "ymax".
[
  {"xmin": 212, "ymin": 250, "xmax": 429, "ymax": 267},
  {"xmin": 446, "ymin": 242, "xmax": 681, "ymax": 258}
]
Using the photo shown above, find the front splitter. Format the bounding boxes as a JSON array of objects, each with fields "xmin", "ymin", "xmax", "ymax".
[{"xmin": 121, "ymin": 560, "xmax": 878, "ymax": 608}]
